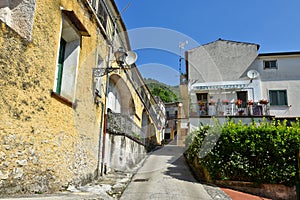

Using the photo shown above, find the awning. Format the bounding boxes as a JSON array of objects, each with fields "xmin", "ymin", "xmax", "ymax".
[{"xmin": 193, "ymin": 84, "xmax": 247, "ymax": 90}]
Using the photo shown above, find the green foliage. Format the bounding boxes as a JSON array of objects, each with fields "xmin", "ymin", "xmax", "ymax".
[
  {"xmin": 144, "ymin": 78, "xmax": 179, "ymax": 103},
  {"xmin": 186, "ymin": 118, "xmax": 300, "ymax": 186},
  {"xmin": 132, "ymin": 132, "xmax": 141, "ymax": 141}
]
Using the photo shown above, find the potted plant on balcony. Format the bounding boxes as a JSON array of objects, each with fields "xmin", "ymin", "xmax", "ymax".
[
  {"xmin": 198, "ymin": 100, "xmax": 205, "ymax": 106},
  {"xmin": 259, "ymin": 99, "xmax": 269, "ymax": 105},
  {"xmin": 238, "ymin": 109, "xmax": 244, "ymax": 116},
  {"xmin": 247, "ymin": 100, "xmax": 254, "ymax": 106},
  {"xmin": 208, "ymin": 99, "xmax": 216, "ymax": 115},
  {"xmin": 209, "ymin": 99, "xmax": 216, "ymax": 105},
  {"xmin": 235, "ymin": 99, "xmax": 243, "ymax": 115},
  {"xmin": 198, "ymin": 101, "xmax": 207, "ymax": 116},
  {"xmin": 247, "ymin": 100, "xmax": 254, "ymax": 115},
  {"xmin": 235, "ymin": 99, "xmax": 242, "ymax": 107},
  {"xmin": 222, "ymin": 99, "xmax": 229, "ymax": 105},
  {"xmin": 259, "ymin": 99, "xmax": 269, "ymax": 115}
]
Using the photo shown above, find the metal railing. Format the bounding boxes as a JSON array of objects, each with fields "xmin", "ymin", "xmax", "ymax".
[
  {"xmin": 107, "ymin": 112, "xmax": 146, "ymax": 145},
  {"xmin": 189, "ymin": 103, "xmax": 270, "ymax": 117}
]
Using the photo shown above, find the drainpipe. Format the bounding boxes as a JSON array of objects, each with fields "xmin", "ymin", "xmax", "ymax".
[
  {"xmin": 97, "ymin": 101, "xmax": 104, "ymax": 178},
  {"xmin": 100, "ymin": 43, "xmax": 112, "ymax": 176},
  {"xmin": 97, "ymin": 0, "xmax": 129, "ymax": 176}
]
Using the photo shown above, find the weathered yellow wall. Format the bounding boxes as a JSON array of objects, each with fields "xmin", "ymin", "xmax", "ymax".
[
  {"xmin": 0, "ymin": 0, "xmax": 155, "ymax": 195},
  {"xmin": 0, "ymin": 0, "xmax": 108, "ymax": 194}
]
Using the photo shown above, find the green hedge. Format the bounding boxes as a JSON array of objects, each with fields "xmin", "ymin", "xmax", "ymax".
[{"xmin": 185, "ymin": 118, "xmax": 300, "ymax": 186}]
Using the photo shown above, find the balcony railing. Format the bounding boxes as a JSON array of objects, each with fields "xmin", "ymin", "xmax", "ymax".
[
  {"xmin": 107, "ymin": 112, "xmax": 146, "ymax": 145},
  {"xmin": 190, "ymin": 102, "xmax": 270, "ymax": 117}
]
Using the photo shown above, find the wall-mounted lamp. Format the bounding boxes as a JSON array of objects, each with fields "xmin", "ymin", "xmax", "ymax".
[
  {"xmin": 114, "ymin": 47, "xmax": 127, "ymax": 65},
  {"xmin": 92, "ymin": 48, "xmax": 138, "ymax": 105},
  {"xmin": 93, "ymin": 47, "xmax": 138, "ymax": 77}
]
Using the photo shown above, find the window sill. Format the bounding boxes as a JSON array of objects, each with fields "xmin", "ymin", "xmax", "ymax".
[
  {"xmin": 51, "ymin": 91, "xmax": 75, "ymax": 108},
  {"xmin": 263, "ymin": 68, "xmax": 278, "ymax": 70}
]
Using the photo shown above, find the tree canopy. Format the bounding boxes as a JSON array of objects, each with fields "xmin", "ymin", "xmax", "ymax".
[{"xmin": 144, "ymin": 78, "xmax": 179, "ymax": 103}]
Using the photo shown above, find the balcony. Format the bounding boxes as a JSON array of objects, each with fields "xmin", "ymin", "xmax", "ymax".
[
  {"xmin": 107, "ymin": 112, "xmax": 145, "ymax": 145},
  {"xmin": 189, "ymin": 102, "xmax": 271, "ymax": 118}
]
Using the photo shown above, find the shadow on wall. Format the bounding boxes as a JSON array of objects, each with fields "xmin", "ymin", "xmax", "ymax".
[
  {"xmin": 10, "ymin": 0, "xmax": 23, "ymax": 9},
  {"xmin": 0, "ymin": 0, "xmax": 23, "ymax": 9},
  {"xmin": 106, "ymin": 134, "xmax": 146, "ymax": 173}
]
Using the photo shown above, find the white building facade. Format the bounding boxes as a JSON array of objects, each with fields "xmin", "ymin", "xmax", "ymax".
[
  {"xmin": 254, "ymin": 52, "xmax": 300, "ymax": 118},
  {"xmin": 185, "ymin": 39, "xmax": 300, "ymax": 121}
]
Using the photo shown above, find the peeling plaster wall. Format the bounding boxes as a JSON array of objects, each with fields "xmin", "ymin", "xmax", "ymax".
[
  {"xmin": 0, "ymin": 0, "xmax": 36, "ymax": 41},
  {"xmin": 0, "ymin": 0, "xmax": 107, "ymax": 195},
  {"xmin": 0, "ymin": 0, "xmax": 150, "ymax": 195},
  {"xmin": 104, "ymin": 134, "xmax": 146, "ymax": 172}
]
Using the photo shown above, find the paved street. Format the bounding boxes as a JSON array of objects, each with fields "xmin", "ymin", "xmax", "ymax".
[
  {"xmin": 120, "ymin": 143, "xmax": 230, "ymax": 200},
  {"xmin": 0, "ymin": 142, "xmax": 270, "ymax": 200}
]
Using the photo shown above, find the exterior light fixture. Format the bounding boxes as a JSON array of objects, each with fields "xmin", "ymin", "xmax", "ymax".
[
  {"xmin": 114, "ymin": 47, "xmax": 127, "ymax": 65},
  {"xmin": 93, "ymin": 47, "xmax": 138, "ymax": 78},
  {"xmin": 92, "ymin": 47, "xmax": 138, "ymax": 105}
]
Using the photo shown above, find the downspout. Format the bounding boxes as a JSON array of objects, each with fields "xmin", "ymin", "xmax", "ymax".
[
  {"xmin": 97, "ymin": 101, "xmax": 104, "ymax": 178},
  {"xmin": 88, "ymin": 0, "xmax": 117, "ymax": 177},
  {"xmin": 100, "ymin": 0, "xmax": 127, "ymax": 175},
  {"xmin": 101, "ymin": 43, "xmax": 112, "ymax": 176}
]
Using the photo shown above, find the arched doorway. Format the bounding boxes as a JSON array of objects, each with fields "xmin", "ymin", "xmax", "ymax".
[{"xmin": 107, "ymin": 74, "xmax": 135, "ymax": 116}]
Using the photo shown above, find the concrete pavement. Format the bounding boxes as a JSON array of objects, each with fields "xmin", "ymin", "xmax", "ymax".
[
  {"xmin": 0, "ymin": 142, "xmax": 272, "ymax": 200},
  {"xmin": 120, "ymin": 143, "xmax": 230, "ymax": 200},
  {"xmin": 0, "ymin": 169, "xmax": 135, "ymax": 200}
]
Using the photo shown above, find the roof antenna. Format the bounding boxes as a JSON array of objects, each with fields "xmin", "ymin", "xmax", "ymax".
[
  {"xmin": 121, "ymin": 2, "xmax": 131, "ymax": 14},
  {"xmin": 115, "ymin": 2, "xmax": 131, "ymax": 21}
]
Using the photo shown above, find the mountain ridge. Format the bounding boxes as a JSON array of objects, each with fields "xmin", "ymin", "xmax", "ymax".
[{"xmin": 143, "ymin": 78, "xmax": 180, "ymax": 103}]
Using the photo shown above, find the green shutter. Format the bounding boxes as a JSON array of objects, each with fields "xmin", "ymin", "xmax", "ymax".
[
  {"xmin": 56, "ymin": 64, "xmax": 63, "ymax": 94},
  {"xmin": 269, "ymin": 90, "xmax": 287, "ymax": 106},
  {"xmin": 56, "ymin": 38, "xmax": 66, "ymax": 94},
  {"xmin": 278, "ymin": 90, "xmax": 287, "ymax": 105}
]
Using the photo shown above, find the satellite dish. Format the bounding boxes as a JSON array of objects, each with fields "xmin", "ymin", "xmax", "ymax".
[
  {"xmin": 247, "ymin": 70, "xmax": 260, "ymax": 79},
  {"xmin": 125, "ymin": 51, "xmax": 138, "ymax": 65}
]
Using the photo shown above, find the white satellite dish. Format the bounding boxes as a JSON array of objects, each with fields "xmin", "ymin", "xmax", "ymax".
[
  {"xmin": 125, "ymin": 51, "xmax": 138, "ymax": 65},
  {"xmin": 247, "ymin": 70, "xmax": 260, "ymax": 79}
]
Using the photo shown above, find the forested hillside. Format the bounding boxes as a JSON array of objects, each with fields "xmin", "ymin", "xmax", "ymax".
[{"xmin": 143, "ymin": 78, "xmax": 180, "ymax": 103}]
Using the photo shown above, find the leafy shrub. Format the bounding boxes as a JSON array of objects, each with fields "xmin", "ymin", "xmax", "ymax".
[{"xmin": 185, "ymin": 118, "xmax": 300, "ymax": 186}]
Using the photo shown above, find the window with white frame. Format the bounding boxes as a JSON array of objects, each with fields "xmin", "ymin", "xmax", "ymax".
[
  {"xmin": 264, "ymin": 60, "xmax": 277, "ymax": 69},
  {"xmin": 54, "ymin": 11, "xmax": 89, "ymax": 103},
  {"xmin": 93, "ymin": 53, "xmax": 104, "ymax": 98},
  {"xmin": 108, "ymin": 81, "xmax": 121, "ymax": 113},
  {"xmin": 269, "ymin": 90, "xmax": 288, "ymax": 106},
  {"xmin": 55, "ymin": 16, "xmax": 81, "ymax": 102},
  {"xmin": 89, "ymin": 0, "xmax": 97, "ymax": 8},
  {"xmin": 97, "ymin": 0, "xmax": 108, "ymax": 29},
  {"xmin": 87, "ymin": 0, "xmax": 108, "ymax": 30}
]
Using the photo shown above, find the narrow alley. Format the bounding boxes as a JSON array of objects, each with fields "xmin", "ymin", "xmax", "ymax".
[
  {"xmin": 0, "ymin": 1, "xmax": 298, "ymax": 199},
  {"xmin": 120, "ymin": 141, "xmax": 230, "ymax": 200}
]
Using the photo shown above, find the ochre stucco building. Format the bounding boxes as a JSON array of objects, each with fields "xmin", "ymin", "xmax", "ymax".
[{"xmin": 0, "ymin": 0, "xmax": 165, "ymax": 194}]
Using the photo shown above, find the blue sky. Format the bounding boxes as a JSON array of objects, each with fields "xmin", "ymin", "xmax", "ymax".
[{"xmin": 115, "ymin": 0, "xmax": 300, "ymax": 86}]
